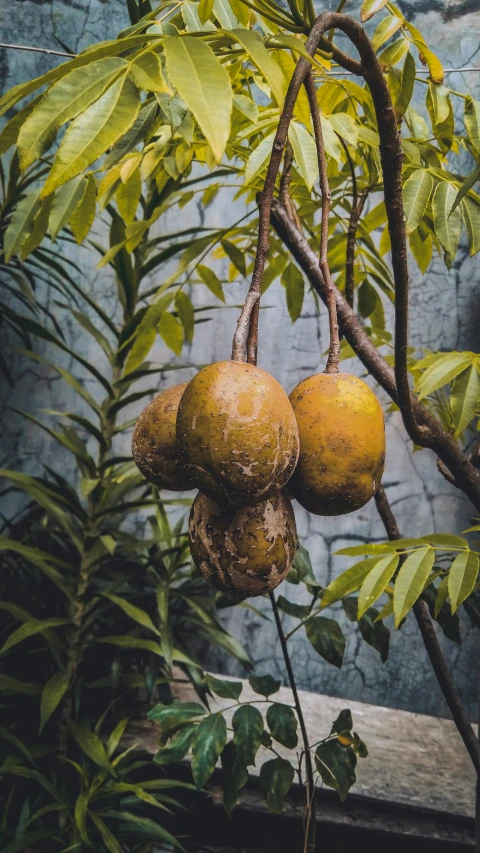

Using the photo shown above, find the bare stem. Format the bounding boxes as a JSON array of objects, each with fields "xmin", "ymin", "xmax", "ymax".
[
  {"xmin": 374, "ymin": 486, "xmax": 480, "ymax": 775},
  {"xmin": 304, "ymin": 70, "xmax": 339, "ymax": 374},
  {"xmin": 270, "ymin": 592, "xmax": 316, "ymax": 853}
]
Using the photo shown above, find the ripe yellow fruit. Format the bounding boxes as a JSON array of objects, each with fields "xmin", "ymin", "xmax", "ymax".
[
  {"xmin": 132, "ymin": 383, "xmax": 194, "ymax": 491},
  {"xmin": 176, "ymin": 360, "xmax": 299, "ymax": 506},
  {"xmin": 189, "ymin": 491, "xmax": 298, "ymax": 596},
  {"xmin": 289, "ymin": 373, "xmax": 385, "ymax": 516}
]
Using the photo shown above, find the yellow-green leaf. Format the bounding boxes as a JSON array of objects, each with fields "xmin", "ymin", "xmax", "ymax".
[
  {"xmin": 393, "ymin": 547, "xmax": 435, "ymax": 627},
  {"xmin": 328, "ymin": 113, "xmax": 358, "ymax": 147},
  {"xmin": 40, "ymin": 671, "xmax": 69, "ymax": 732},
  {"xmin": 289, "ymin": 122, "xmax": 318, "ymax": 191},
  {"xmin": 417, "ymin": 352, "xmax": 473, "ymax": 399},
  {"xmin": 70, "ymin": 174, "xmax": 97, "ymax": 244},
  {"xmin": 17, "ymin": 58, "xmax": 127, "ymax": 170},
  {"xmin": 49, "ymin": 175, "xmax": 87, "ymax": 241},
  {"xmin": 116, "ymin": 166, "xmax": 142, "ymax": 224},
  {"xmin": 43, "ymin": 74, "xmax": 140, "ymax": 196},
  {"xmin": 130, "ymin": 52, "xmax": 171, "ymax": 93},
  {"xmin": 371, "ymin": 14, "xmax": 403, "ymax": 52},
  {"xmin": 358, "ymin": 554, "xmax": 399, "ymax": 619},
  {"xmin": 281, "ymin": 262, "xmax": 304, "ymax": 323},
  {"xmin": 105, "ymin": 592, "xmax": 160, "ymax": 635},
  {"xmin": 199, "ymin": 0, "xmax": 214, "ymax": 23},
  {"xmin": 232, "ymin": 29, "xmax": 285, "ymax": 107},
  {"xmin": 175, "ymin": 291, "xmax": 195, "ymax": 343},
  {"xmin": 403, "ymin": 169, "xmax": 433, "ymax": 235},
  {"xmin": 378, "ymin": 37, "xmax": 410, "ymax": 69},
  {"xmin": 159, "ymin": 311, "xmax": 184, "ymax": 356},
  {"xmin": 462, "ymin": 197, "xmax": 480, "ymax": 257},
  {"xmin": 244, "ymin": 131, "xmax": 276, "ymax": 185},
  {"xmin": 450, "ymin": 364, "xmax": 480, "ymax": 436},
  {"xmin": 361, "ymin": 0, "xmax": 388, "ymax": 22},
  {"xmin": 432, "ymin": 181, "xmax": 462, "ymax": 261},
  {"xmin": 321, "ymin": 558, "xmax": 382, "ymax": 609},
  {"xmin": 465, "ymin": 97, "xmax": 480, "ymax": 155},
  {"xmin": 448, "ymin": 551, "xmax": 479, "ymax": 613},
  {"xmin": 0, "ymin": 95, "xmax": 42, "ymax": 156},
  {"xmin": 163, "ymin": 36, "xmax": 232, "ymax": 163},
  {"xmin": 4, "ymin": 188, "xmax": 42, "ymax": 262},
  {"xmin": 197, "ymin": 264, "xmax": 225, "ymax": 301}
]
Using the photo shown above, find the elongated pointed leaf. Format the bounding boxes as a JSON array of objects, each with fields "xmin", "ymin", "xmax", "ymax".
[
  {"xmin": 4, "ymin": 188, "xmax": 41, "ymax": 261},
  {"xmin": 49, "ymin": 175, "xmax": 87, "ymax": 240},
  {"xmin": 289, "ymin": 122, "xmax": 318, "ymax": 191},
  {"xmin": 104, "ymin": 592, "xmax": 160, "ymax": 635},
  {"xmin": 0, "ymin": 618, "xmax": 69, "ymax": 656},
  {"xmin": 361, "ymin": 0, "xmax": 388, "ymax": 22},
  {"xmin": 232, "ymin": 704, "xmax": 263, "ymax": 766},
  {"xmin": 244, "ymin": 131, "xmax": 276, "ymax": 185},
  {"xmin": 43, "ymin": 74, "xmax": 140, "ymax": 195},
  {"xmin": 0, "ymin": 95, "xmax": 41, "ymax": 156},
  {"xmin": 462, "ymin": 197, "xmax": 480, "ymax": 256},
  {"xmin": 417, "ymin": 352, "xmax": 473, "ymax": 399},
  {"xmin": 371, "ymin": 14, "xmax": 403, "ymax": 52},
  {"xmin": 358, "ymin": 554, "xmax": 399, "ymax": 619},
  {"xmin": 163, "ymin": 36, "xmax": 232, "ymax": 163},
  {"xmin": 266, "ymin": 704, "xmax": 298, "ymax": 749},
  {"xmin": 191, "ymin": 712, "xmax": 227, "ymax": 788},
  {"xmin": 39, "ymin": 671, "xmax": 69, "ymax": 732},
  {"xmin": 305, "ymin": 617, "xmax": 345, "ymax": 668},
  {"xmin": 232, "ymin": 29, "xmax": 285, "ymax": 107},
  {"xmin": 448, "ymin": 551, "xmax": 479, "ymax": 614},
  {"xmin": 148, "ymin": 701, "xmax": 206, "ymax": 726},
  {"xmin": 403, "ymin": 169, "xmax": 433, "ymax": 235},
  {"xmin": 432, "ymin": 181, "xmax": 462, "ymax": 262},
  {"xmin": 221, "ymin": 741, "xmax": 249, "ymax": 815},
  {"xmin": 206, "ymin": 674, "xmax": 242, "ymax": 700},
  {"xmin": 321, "ymin": 558, "xmax": 382, "ymax": 608},
  {"xmin": 451, "ymin": 364, "xmax": 480, "ymax": 436},
  {"xmin": 465, "ymin": 97, "xmax": 480, "ymax": 154},
  {"xmin": 452, "ymin": 162, "xmax": 480, "ymax": 214},
  {"xmin": 393, "ymin": 547, "xmax": 435, "ymax": 627},
  {"xmin": 197, "ymin": 264, "xmax": 225, "ymax": 301},
  {"xmin": 17, "ymin": 58, "xmax": 127, "ymax": 170}
]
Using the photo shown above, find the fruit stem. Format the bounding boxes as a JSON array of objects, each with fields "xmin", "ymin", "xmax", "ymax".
[
  {"xmin": 269, "ymin": 591, "xmax": 316, "ymax": 852},
  {"xmin": 304, "ymin": 71, "xmax": 340, "ymax": 375}
]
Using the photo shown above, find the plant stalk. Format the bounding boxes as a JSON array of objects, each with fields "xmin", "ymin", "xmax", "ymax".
[{"xmin": 270, "ymin": 592, "xmax": 316, "ymax": 853}]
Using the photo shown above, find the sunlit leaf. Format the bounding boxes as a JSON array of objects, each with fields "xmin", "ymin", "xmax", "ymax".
[
  {"xmin": 357, "ymin": 554, "xmax": 399, "ymax": 619},
  {"xmin": 448, "ymin": 551, "xmax": 479, "ymax": 613},
  {"xmin": 281, "ymin": 262, "xmax": 304, "ymax": 323},
  {"xmin": 450, "ymin": 364, "xmax": 480, "ymax": 436},
  {"xmin": 432, "ymin": 181, "xmax": 462, "ymax": 262},
  {"xmin": 402, "ymin": 169, "xmax": 434, "ymax": 235},
  {"xmin": 361, "ymin": 0, "xmax": 388, "ymax": 22},
  {"xmin": 393, "ymin": 547, "xmax": 435, "ymax": 627},
  {"xmin": 289, "ymin": 121, "xmax": 318, "ymax": 191},
  {"xmin": 232, "ymin": 29, "xmax": 285, "ymax": 107}
]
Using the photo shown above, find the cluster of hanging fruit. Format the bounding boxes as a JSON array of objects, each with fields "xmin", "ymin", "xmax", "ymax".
[{"xmin": 132, "ymin": 359, "xmax": 385, "ymax": 598}]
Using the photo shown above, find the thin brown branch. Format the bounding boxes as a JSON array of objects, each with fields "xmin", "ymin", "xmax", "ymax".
[
  {"xmin": 345, "ymin": 188, "xmax": 368, "ymax": 309},
  {"xmin": 304, "ymin": 71, "xmax": 340, "ymax": 374},
  {"xmin": 280, "ymin": 144, "xmax": 303, "ymax": 233},
  {"xmin": 374, "ymin": 486, "xmax": 480, "ymax": 775},
  {"xmin": 0, "ymin": 42, "xmax": 76, "ymax": 57},
  {"xmin": 270, "ymin": 592, "xmax": 316, "ymax": 853},
  {"xmin": 269, "ymin": 199, "xmax": 480, "ymax": 514}
]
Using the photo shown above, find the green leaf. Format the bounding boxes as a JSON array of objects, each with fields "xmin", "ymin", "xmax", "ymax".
[
  {"xmin": 191, "ymin": 712, "xmax": 227, "ymax": 788},
  {"xmin": 197, "ymin": 264, "xmax": 225, "ymax": 301},
  {"xmin": 0, "ymin": 618, "xmax": 69, "ymax": 656},
  {"xmin": 104, "ymin": 812, "xmax": 183, "ymax": 850},
  {"xmin": 0, "ymin": 95, "xmax": 41, "ymax": 156},
  {"xmin": 432, "ymin": 181, "xmax": 462, "ymax": 262},
  {"xmin": 17, "ymin": 57, "xmax": 127, "ymax": 169},
  {"xmin": 452, "ymin": 162, "xmax": 480, "ymax": 213},
  {"xmin": 163, "ymin": 36, "xmax": 232, "ymax": 162},
  {"xmin": 465, "ymin": 97, "xmax": 480, "ymax": 154},
  {"xmin": 49, "ymin": 175, "xmax": 88, "ymax": 240},
  {"xmin": 315, "ymin": 739, "xmax": 356, "ymax": 801},
  {"xmin": 39, "ymin": 671, "xmax": 69, "ymax": 733},
  {"xmin": 462, "ymin": 197, "xmax": 480, "ymax": 256},
  {"xmin": 421, "ymin": 534, "xmax": 468, "ymax": 549},
  {"xmin": 148, "ymin": 701, "xmax": 206, "ymax": 727},
  {"xmin": 402, "ymin": 169, "xmax": 433, "ymax": 235},
  {"xmin": 90, "ymin": 813, "xmax": 123, "ymax": 853},
  {"xmin": 233, "ymin": 93, "xmax": 258, "ymax": 123},
  {"xmin": 259, "ymin": 757, "xmax": 294, "ymax": 814},
  {"xmin": 69, "ymin": 721, "xmax": 114, "ymax": 773},
  {"xmin": 130, "ymin": 52, "xmax": 171, "ymax": 93},
  {"xmin": 393, "ymin": 547, "xmax": 435, "ymax": 627},
  {"xmin": 232, "ymin": 704, "xmax": 263, "ymax": 766},
  {"xmin": 328, "ymin": 112, "xmax": 358, "ymax": 147},
  {"xmin": 96, "ymin": 635, "xmax": 197, "ymax": 665},
  {"xmin": 175, "ymin": 291, "xmax": 195, "ymax": 343},
  {"xmin": 429, "ymin": 82, "xmax": 451, "ymax": 125},
  {"xmin": 4, "ymin": 188, "xmax": 41, "ymax": 261},
  {"xmin": 290, "ymin": 545, "xmax": 321, "ymax": 587},
  {"xmin": 361, "ymin": 0, "xmax": 388, "ymax": 22},
  {"xmin": 117, "ymin": 166, "xmax": 142, "ymax": 224},
  {"xmin": 206, "ymin": 673, "xmax": 242, "ymax": 700},
  {"xmin": 332, "ymin": 709, "xmax": 353, "ymax": 733},
  {"xmin": 378, "ymin": 37, "xmax": 409, "ymax": 69},
  {"xmin": 43, "ymin": 74, "xmax": 140, "ymax": 195},
  {"xmin": 395, "ymin": 51, "xmax": 416, "ymax": 119},
  {"xmin": 232, "ymin": 29, "xmax": 285, "ymax": 107},
  {"xmin": 221, "ymin": 238, "xmax": 247, "ymax": 276},
  {"xmin": 417, "ymin": 352, "xmax": 473, "ymax": 399},
  {"xmin": 289, "ymin": 122, "xmax": 318, "ymax": 191},
  {"xmin": 248, "ymin": 673, "xmax": 280, "ymax": 697},
  {"xmin": 70, "ymin": 174, "xmax": 97, "ymax": 243},
  {"xmin": 221, "ymin": 741, "xmax": 249, "ymax": 815},
  {"xmin": 158, "ymin": 311, "xmax": 184, "ymax": 356},
  {"xmin": 244, "ymin": 131, "xmax": 276, "ymax": 185},
  {"xmin": 358, "ymin": 554, "xmax": 399, "ymax": 619},
  {"xmin": 276, "ymin": 596, "xmax": 311, "ymax": 619},
  {"xmin": 266, "ymin": 704, "xmax": 298, "ymax": 749},
  {"xmin": 448, "ymin": 551, "xmax": 479, "ymax": 614},
  {"xmin": 199, "ymin": 0, "xmax": 215, "ymax": 23},
  {"xmin": 0, "ymin": 674, "xmax": 41, "ymax": 695},
  {"xmin": 104, "ymin": 592, "xmax": 160, "ymax": 635},
  {"xmin": 154, "ymin": 725, "xmax": 196, "ymax": 766},
  {"xmin": 321, "ymin": 558, "xmax": 382, "ymax": 608},
  {"xmin": 281, "ymin": 262, "xmax": 304, "ymax": 323},
  {"xmin": 305, "ymin": 617, "xmax": 345, "ymax": 668},
  {"xmin": 371, "ymin": 14, "xmax": 403, "ymax": 51},
  {"xmin": 451, "ymin": 364, "xmax": 480, "ymax": 436}
]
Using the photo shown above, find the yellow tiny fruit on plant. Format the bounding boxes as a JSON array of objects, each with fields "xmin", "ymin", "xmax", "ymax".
[
  {"xmin": 176, "ymin": 360, "xmax": 299, "ymax": 506},
  {"xmin": 189, "ymin": 491, "xmax": 298, "ymax": 596},
  {"xmin": 132, "ymin": 383, "xmax": 194, "ymax": 491},
  {"xmin": 289, "ymin": 373, "xmax": 385, "ymax": 515}
]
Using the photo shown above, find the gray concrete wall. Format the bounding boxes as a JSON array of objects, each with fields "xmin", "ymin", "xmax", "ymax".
[{"xmin": 1, "ymin": 0, "xmax": 480, "ymax": 719}]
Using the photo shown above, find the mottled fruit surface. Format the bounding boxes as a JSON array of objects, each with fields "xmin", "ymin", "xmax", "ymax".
[
  {"xmin": 132, "ymin": 383, "xmax": 194, "ymax": 491},
  {"xmin": 189, "ymin": 491, "xmax": 298, "ymax": 596},
  {"xmin": 176, "ymin": 360, "xmax": 299, "ymax": 505},
  {"xmin": 289, "ymin": 373, "xmax": 385, "ymax": 516}
]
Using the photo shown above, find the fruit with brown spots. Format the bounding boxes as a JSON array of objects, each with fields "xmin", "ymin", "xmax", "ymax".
[
  {"xmin": 132, "ymin": 383, "xmax": 194, "ymax": 491},
  {"xmin": 189, "ymin": 491, "xmax": 298, "ymax": 596},
  {"xmin": 176, "ymin": 360, "xmax": 299, "ymax": 506},
  {"xmin": 289, "ymin": 373, "xmax": 385, "ymax": 515}
]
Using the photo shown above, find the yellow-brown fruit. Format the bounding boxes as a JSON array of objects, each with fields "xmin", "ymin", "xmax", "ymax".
[
  {"xmin": 289, "ymin": 373, "xmax": 385, "ymax": 516},
  {"xmin": 176, "ymin": 360, "xmax": 299, "ymax": 506},
  {"xmin": 189, "ymin": 491, "xmax": 298, "ymax": 596},
  {"xmin": 132, "ymin": 383, "xmax": 194, "ymax": 491}
]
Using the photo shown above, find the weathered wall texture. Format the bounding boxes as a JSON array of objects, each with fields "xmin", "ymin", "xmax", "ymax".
[{"xmin": 1, "ymin": 0, "xmax": 479, "ymax": 718}]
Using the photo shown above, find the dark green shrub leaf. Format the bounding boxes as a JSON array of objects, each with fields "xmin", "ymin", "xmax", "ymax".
[
  {"xmin": 266, "ymin": 703, "xmax": 298, "ymax": 749},
  {"xmin": 148, "ymin": 701, "xmax": 206, "ymax": 727},
  {"xmin": 331, "ymin": 709, "xmax": 353, "ymax": 734},
  {"xmin": 221, "ymin": 741, "xmax": 249, "ymax": 815},
  {"xmin": 315, "ymin": 739, "xmax": 357, "ymax": 801},
  {"xmin": 191, "ymin": 712, "xmax": 227, "ymax": 788},
  {"xmin": 154, "ymin": 725, "xmax": 196, "ymax": 766},
  {"xmin": 305, "ymin": 617, "xmax": 346, "ymax": 668},
  {"xmin": 232, "ymin": 704, "xmax": 263, "ymax": 766},
  {"xmin": 206, "ymin": 673, "xmax": 242, "ymax": 701},
  {"xmin": 259, "ymin": 757, "xmax": 294, "ymax": 814},
  {"xmin": 248, "ymin": 673, "xmax": 280, "ymax": 698}
]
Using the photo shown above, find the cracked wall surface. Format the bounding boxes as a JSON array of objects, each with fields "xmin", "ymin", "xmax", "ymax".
[{"xmin": 1, "ymin": 0, "xmax": 479, "ymax": 719}]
